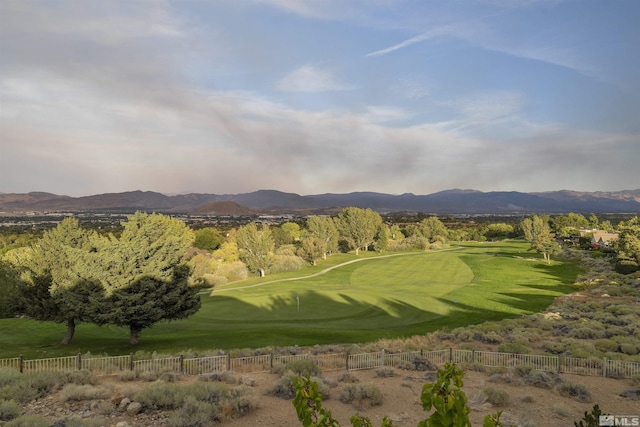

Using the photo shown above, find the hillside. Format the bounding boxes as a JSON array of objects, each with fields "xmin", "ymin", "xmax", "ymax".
[{"xmin": 1, "ymin": 188, "xmax": 639, "ymax": 214}]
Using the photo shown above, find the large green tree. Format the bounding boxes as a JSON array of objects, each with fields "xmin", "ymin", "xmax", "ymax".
[
  {"xmin": 302, "ymin": 216, "xmax": 339, "ymax": 262},
  {"xmin": 9, "ymin": 218, "xmax": 105, "ymax": 344},
  {"xmin": 97, "ymin": 212, "xmax": 198, "ymax": 344},
  {"xmin": 235, "ymin": 222, "xmax": 275, "ymax": 277},
  {"xmin": 521, "ymin": 215, "xmax": 559, "ymax": 264},
  {"xmin": 0, "ymin": 260, "xmax": 22, "ymax": 318},
  {"xmin": 335, "ymin": 207, "xmax": 382, "ymax": 255},
  {"xmin": 614, "ymin": 216, "xmax": 640, "ymax": 269}
]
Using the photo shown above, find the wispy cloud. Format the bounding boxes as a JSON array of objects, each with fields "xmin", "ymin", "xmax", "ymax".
[
  {"xmin": 366, "ymin": 25, "xmax": 458, "ymax": 57},
  {"xmin": 275, "ymin": 64, "xmax": 354, "ymax": 92}
]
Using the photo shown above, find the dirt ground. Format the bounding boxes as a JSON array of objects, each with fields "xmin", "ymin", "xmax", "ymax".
[
  {"xmin": 23, "ymin": 367, "xmax": 639, "ymax": 427},
  {"xmin": 222, "ymin": 368, "xmax": 637, "ymax": 427}
]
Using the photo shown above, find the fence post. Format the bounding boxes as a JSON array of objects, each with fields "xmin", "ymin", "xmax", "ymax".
[
  {"xmin": 602, "ymin": 358, "xmax": 607, "ymax": 377},
  {"xmin": 129, "ymin": 353, "xmax": 134, "ymax": 371},
  {"xmin": 420, "ymin": 348, "xmax": 424, "ymax": 357},
  {"xmin": 557, "ymin": 355, "xmax": 562, "ymax": 374},
  {"xmin": 179, "ymin": 355, "xmax": 184, "ymax": 374},
  {"xmin": 346, "ymin": 352, "xmax": 349, "ymax": 371},
  {"xmin": 381, "ymin": 349, "xmax": 385, "ymax": 367},
  {"xmin": 226, "ymin": 354, "xmax": 231, "ymax": 372},
  {"xmin": 270, "ymin": 353, "xmax": 273, "ymax": 369},
  {"xmin": 449, "ymin": 347, "xmax": 453, "ymax": 363},
  {"xmin": 19, "ymin": 354, "xmax": 23, "ymax": 373},
  {"xmin": 77, "ymin": 353, "xmax": 82, "ymax": 371},
  {"xmin": 472, "ymin": 350, "xmax": 475, "ymax": 364}
]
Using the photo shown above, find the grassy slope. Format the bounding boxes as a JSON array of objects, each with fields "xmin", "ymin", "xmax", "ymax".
[{"xmin": 0, "ymin": 241, "xmax": 581, "ymax": 359}]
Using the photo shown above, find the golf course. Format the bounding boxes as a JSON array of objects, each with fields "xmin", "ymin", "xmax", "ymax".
[{"xmin": 0, "ymin": 241, "xmax": 582, "ymax": 359}]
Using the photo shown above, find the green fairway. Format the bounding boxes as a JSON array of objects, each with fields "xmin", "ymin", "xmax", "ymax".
[{"xmin": 0, "ymin": 241, "xmax": 582, "ymax": 359}]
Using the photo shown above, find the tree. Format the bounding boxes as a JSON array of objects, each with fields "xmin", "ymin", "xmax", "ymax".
[
  {"xmin": 97, "ymin": 212, "xmax": 198, "ymax": 344},
  {"xmin": 373, "ymin": 224, "xmax": 389, "ymax": 252},
  {"xmin": 418, "ymin": 217, "xmax": 448, "ymax": 245},
  {"xmin": 483, "ymin": 223, "xmax": 514, "ymax": 241},
  {"xmin": 101, "ymin": 265, "xmax": 200, "ymax": 345},
  {"xmin": 304, "ymin": 216, "xmax": 339, "ymax": 260},
  {"xmin": 235, "ymin": 222, "xmax": 275, "ymax": 277},
  {"xmin": 614, "ymin": 216, "xmax": 640, "ymax": 271},
  {"xmin": 551, "ymin": 213, "xmax": 589, "ymax": 238},
  {"xmin": 9, "ymin": 218, "xmax": 104, "ymax": 344},
  {"xmin": 273, "ymin": 222, "xmax": 302, "ymax": 246},
  {"xmin": 335, "ymin": 208, "xmax": 382, "ymax": 255},
  {"xmin": 193, "ymin": 227, "xmax": 223, "ymax": 251},
  {"xmin": 521, "ymin": 215, "xmax": 559, "ymax": 264},
  {"xmin": 0, "ymin": 260, "xmax": 21, "ymax": 318}
]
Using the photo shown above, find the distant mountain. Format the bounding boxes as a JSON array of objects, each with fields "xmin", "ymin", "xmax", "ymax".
[{"xmin": 1, "ymin": 189, "xmax": 639, "ymax": 215}]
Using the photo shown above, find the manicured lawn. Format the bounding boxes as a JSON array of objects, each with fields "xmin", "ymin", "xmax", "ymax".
[{"xmin": 0, "ymin": 241, "xmax": 581, "ymax": 359}]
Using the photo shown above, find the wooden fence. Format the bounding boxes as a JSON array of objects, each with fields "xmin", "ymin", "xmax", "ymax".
[{"xmin": 3, "ymin": 349, "xmax": 639, "ymax": 379}]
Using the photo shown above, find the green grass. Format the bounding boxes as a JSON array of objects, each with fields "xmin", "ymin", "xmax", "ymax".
[{"xmin": 0, "ymin": 241, "xmax": 582, "ymax": 359}]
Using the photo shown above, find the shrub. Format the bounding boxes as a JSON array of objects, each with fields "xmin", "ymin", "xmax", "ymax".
[
  {"xmin": 374, "ymin": 367, "xmax": 396, "ymax": 378},
  {"xmin": 336, "ymin": 371, "xmax": 359, "ymax": 383},
  {"xmin": 273, "ymin": 359, "xmax": 321, "ymax": 377},
  {"xmin": 64, "ymin": 370, "xmax": 98, "ymax": 385},
  {"xmin": 166, "ymin": 396, "xmax": 218, "ymax": 427},
  {"xmin": 198, "ymin": 371, "xmax": 235, "ymax": 384},
  {"xmin": 481, "ymin": 331, "xmax": 504, "ymax": 344},
  {"xmin": 339, "ymin": 383, "xmax": 383, "ymax": 408},
  {"xmin": 497, "ymin": 342, "xmax": 529, "ymax": 354},
  {"xmin": 187, "ymin": 382, "xmax": 229, "ymax": 404},
  {"xmin": 569, "ymin": 327, "xmax": 606, "ymax": 339},
  {"xmin": 557, "ymin": 382, "xmax": 592, "ymax": 402},
  {"xmin": 595, "ymin": 339, "xmax": 619, "ymax": 353},
  {"xmin": 513, "ymin": 365, "xmax": 534, "ymax": 377},
  {"xmin": 117, "ymin": 370, "xmax": 138, "ymax": 381},
  {"xmin": 0, "ymin": 399, "xmax": 21, "ymax": 421},
  {"xmin": 5, "ymin": 414, "xmax": 50, "ymax": 427},
  {"xmin": 59, "ymin": 384, "xmax": 111, "ymax": 402},
  {"xmin": 268, "ymin": 371, "xmax": 328, "ymax": 400},
  {"xmin": 133, "ymin": 382, "xmax": 185, "ymax": 410},
  {"xmin": 524, "ymin": 371, "xmax": 559, "ymax": 389},
  {"xmin": 620, "ymin": 343, "xmax": 639, "ymax": 355},
  {"xmin": 481, "ymin": 387, "xmax": 510, "ymax": 406},
  {"xmin": 0, "ymin": 369, "xmax": 22, "ymax": 387}
]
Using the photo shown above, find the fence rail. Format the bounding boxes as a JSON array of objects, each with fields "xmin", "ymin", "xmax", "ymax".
[{"xmin": 2, "ymin": 349, "xmax": 639, "ymax": 379}]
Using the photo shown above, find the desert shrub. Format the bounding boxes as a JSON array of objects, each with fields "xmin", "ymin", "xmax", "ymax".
[
  {"xmin": 398, "ymin": 355, "xmax": 437, "ymax": 371},
  {"xmin": 374, "ymin": 367, "xmax": 396, "ymax": 378},
  {"xmin": 223, "ymin": 387, "xmax": 259, "ymax": 418},
  {"xmin": 64, "ymin": 370, "xmax": 98, "ymax": 385},
  {"xmin": 336, "ymin": 371, "xmax": 359, "ymax": 383},
  {"xmin": 0, "ymin": 369, "xmax": 22, "ymax": 387},
  {"xmin": 569, "ymin": 327, "xmax": 606, "ymax": 339},
  {"xmin": 557, "ymin": 382, "xmax": 592, "ymax": 402},
  {"xmin": 462, "ymin": 362, "xmax": 486, "ymax": 372},
  {"xmin": 138, "ymin": 370, "xmax": 159, "ymax": 382},
  {"xmin": 5, "ymin": 414, "xmax": 50, "ymax": 427},
  {"xmin": 620, "ymin": 343, "xmax": 639, "ymax": 355},
  {"xmin": 238, "ymin": 374, "xmax": 256, "ymax": 386},
  {"xmin": 606, "ymin": 326, "xmax": 630, "ymax": 337},
  {"xmin": 513, "ymin": 364, "xmax": 534, "ymax": 377},
  {"xmin": 0, "ymin": 371, "xmax": 66, "ymax": 403},
  {"xmin": 339, "ymin": 383, "xmax": 383, "ymax": 407},
  {"xmin": 60, "ymin": 419, "xmax": 104, "ymax": 427},
  {"xmin": 487, "ymin": 373, "xmax": 523, "ymax": 386},
  {"xmin": 595, "ymin": 339, "xmax": 619, "ymax": 353},
  {"xmin": 59, "ymin": 384, "xmax": 111, "ymax": 402},
  {"xmin": 187, "ymin": 382, "xmax": 228, "ymax": 404},
  {"xmin": 481, "ymin": 331, "xmax": 504, "ymax": 344},
  {"xmin": 268, "ymin": 371, "xmax": 328, "ymax": 400},
  {"xmin": 524, "ymin": 371, "xmax": 559, "ymax": 389},
  {"xmin": 117, "ymin": 370, "xmax": 138, "ymax": 381},
  {"xmin": 452, "ymin": 328, "xmax": 474, "ymax": 342},
  {"xmin": 620, "ymin": 389, "xmax": 640, "ymax": 400},
  {"xmin": 167, "ymin": 396, "xmax": 218, "ymax": 427},
  {"xmin": 133, "ymin": 382, "xmax": 185, "ymax": 410},
  {"xmin": 497, "ymin": 342, "xmax": 529, "ymax": 354},
  {"xmin": 543, "ymin": 341, "xmax": 566, "ymax": 354},
  {"xmin": 273, "ymin": 359, "xmax": 321, "ymax": 377},
  {"xmin": 481, "ymin": 387, "xmax": 510, "ymax": 406},
  {"xmin": 631, "ymin": 374, "xmax": 640, "ymax": 387},
  {"xmin": 0, "ymin": 399, "xmax": 21, "ymax": 421},
  {"xmin": 158, "ymin": 371, "xmax": 182, "ymax": 383},
  {"xmin": 268, "ymin": 254, "xmax": 306, "ymax": 274},
  {"xmin": 198, "ymin": 371, "xmax": 235, "ymax": 384}
]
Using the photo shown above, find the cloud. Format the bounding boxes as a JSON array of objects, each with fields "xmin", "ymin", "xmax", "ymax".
[{"xmin": 275, "ymin": 64, "xmax": 355, "ymax": 92}]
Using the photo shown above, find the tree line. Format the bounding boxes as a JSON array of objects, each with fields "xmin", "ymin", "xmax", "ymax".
[{"xmin": 1, "ymin": 208, "xmax": 638, "ymax": 346}]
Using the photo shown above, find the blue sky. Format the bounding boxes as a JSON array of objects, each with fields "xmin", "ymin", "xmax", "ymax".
[{"xmin": 1, "ymin": 0, "xmax": 638, "ymax": 197}]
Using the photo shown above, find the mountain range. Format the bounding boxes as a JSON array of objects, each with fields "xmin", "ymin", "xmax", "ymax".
[{"xmin": 1, "ymin": 189, "xmax": 639, "ymax": 215}]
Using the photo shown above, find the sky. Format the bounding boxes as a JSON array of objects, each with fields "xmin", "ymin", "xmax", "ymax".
[{"xmin": 1, "ymin": 0, "xmax": 639, "ymax": 197}]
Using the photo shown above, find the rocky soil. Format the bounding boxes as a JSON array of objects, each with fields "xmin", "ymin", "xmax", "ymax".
[{"xmin": 18, "ymin": 367, "xmax": 640, "ymax": 427}]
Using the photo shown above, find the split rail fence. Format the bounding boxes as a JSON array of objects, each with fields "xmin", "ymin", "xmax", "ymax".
[{"xmin": 2, "ymin": 349, "xmax": 639, "ymax": 379}]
